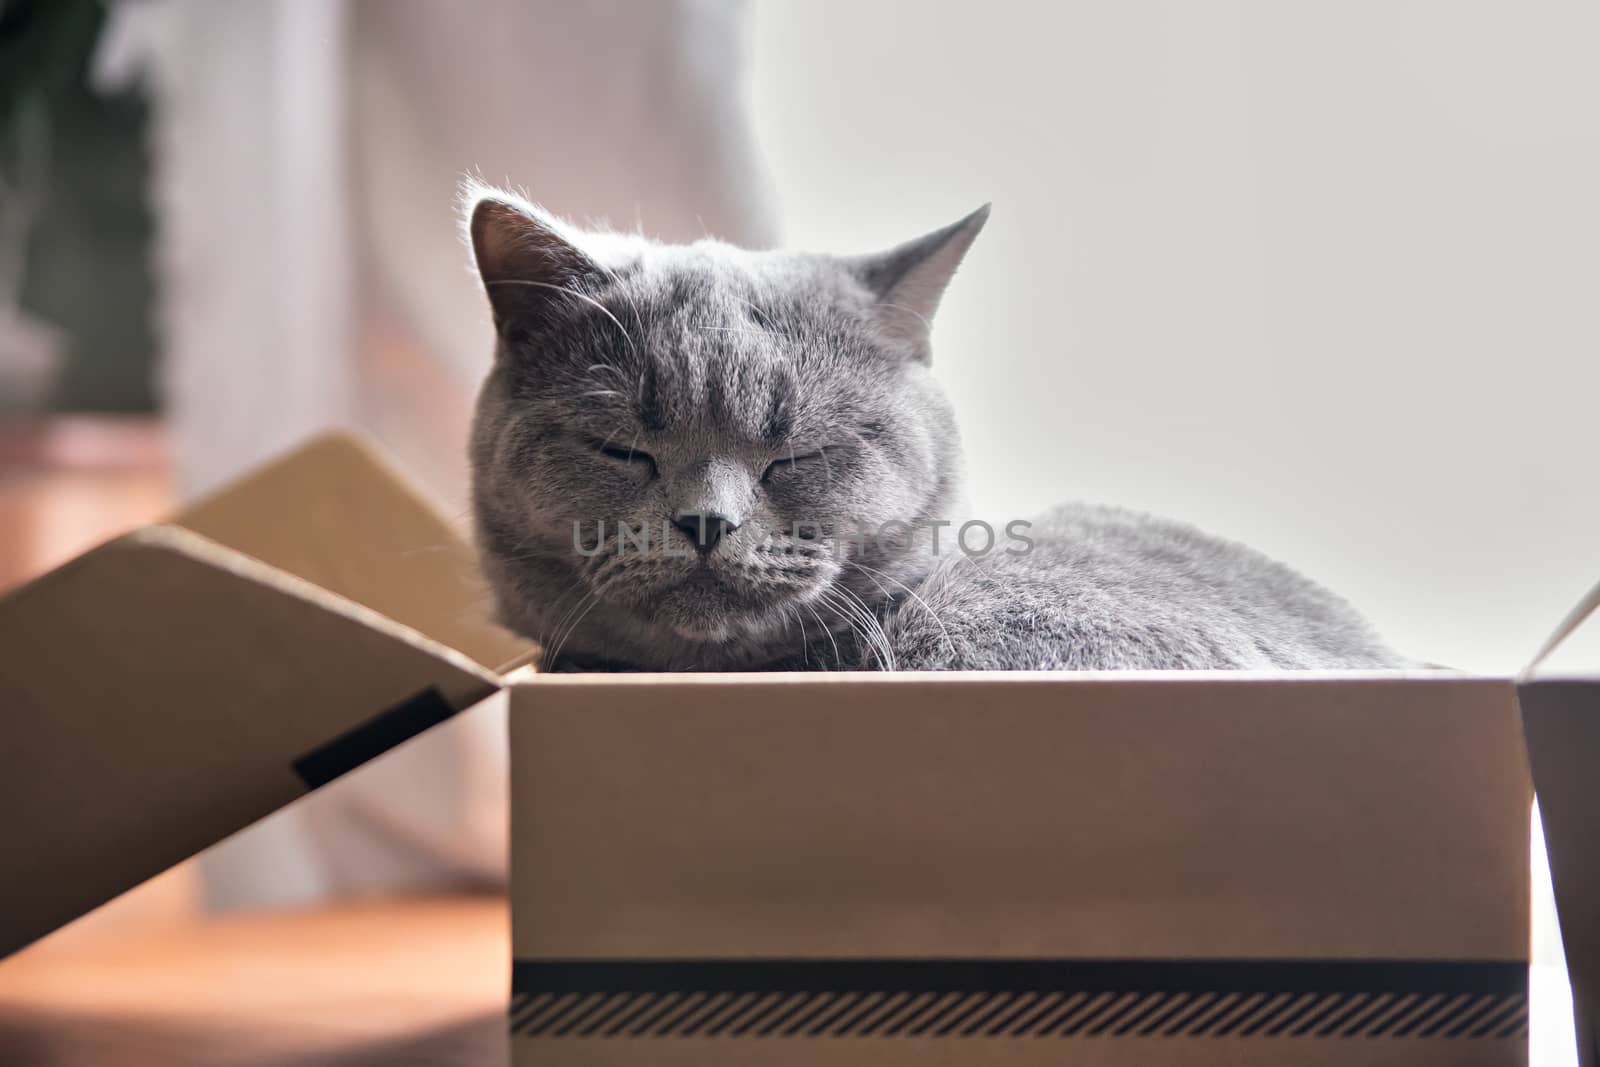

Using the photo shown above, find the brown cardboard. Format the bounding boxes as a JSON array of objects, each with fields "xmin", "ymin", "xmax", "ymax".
[
  {"xmin": 171, "ymin": 432, "xmax": 528, "ymax": 672},
  {"xmin": 1521, "ymin": 678, "xmax": 1600, "ymax": 1067},
  {"xmin": 507, "ymin": 672, "xmax": 1531, "ymax": 1066},
  {"xmin": 1518, "ymin": 579, "xmax": 1600, "ymax": 1067},
  {"xmin": 0, "ymin": 433, "xmax": 526, "ymax": 957}
]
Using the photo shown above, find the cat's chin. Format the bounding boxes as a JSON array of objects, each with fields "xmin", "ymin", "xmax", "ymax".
[
  {"xmin": 647, "ymin": 580, "xmax": 801, "ymax": 645},
  {"xmin": 666, "ymin": 619, "xmax": 739, "ymax": 642},
  {"xmin": 656, "ymin": 596, "xmax": 783, "ymax": 643}
]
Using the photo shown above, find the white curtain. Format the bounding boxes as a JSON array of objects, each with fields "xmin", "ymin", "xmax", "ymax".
[{"xmin": 103, "ymin": 0, "xmax": 777, "ymax": 907}]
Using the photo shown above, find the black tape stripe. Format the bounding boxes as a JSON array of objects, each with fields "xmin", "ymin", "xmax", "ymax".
[
  {"xmin": 1037, "ymin": 991, "xmax": 1100, "ymax": 1036},
  {"xmin": 680, "ymin": 992, "xmax": 738, "ymax": 1036},
  {"xmin": 855, "ymin": 990, "xmax": 920, "ymax": 1035},
  {"xmin": 1217, "ymin": 991, "xmax": 1290, "ymax": 1037},
  {"xmin": 518, "ymin": 991, "xmax": 563, "ymax": 1036},
  {"xmin": 292, "ymin": 687, "xmax": 455, "ymax": 788},
  {"xmin": 626, "ymin": 992, "xmax": 686, "ymax": 1036},
  {"xmin": 1466, "ymin": 995, "xmax": 1527, "ymax": 1039},
  {"xmin": 1133, "ymin": 990, "xmax": 1196, "ymax": 1035},
  {"xmin": 513, "ymin": 958, "xmax": 1527, "ymax": 996},
  {"xmin": 1370, "ymin": 993, "xmax": 1445, "ymax": 1038},
  {"xmin": 725, "ymin": 992, "xmax": 790, "ymax": 1036},
  {"xmin": 751, "ymin": 990, "xmax": 818, "ymax": 1036},
  {"xmin": 789, "ymin": 992, "xmax": 849, "ymax": 1035},
  {"xmin": 1416, "ymin": 993, "xmax": 1495, "ymax": 1038},
  {"xmin": 555, "ymin": 992, "xmax": 622, "ymax": 1036},
  {"xmin": 960, "ymin": 991, "xmax": 1021, "ymax": 1035},
  {"xmin": 806, "ymin": 991, "xmax": 866, "ymax": 1035},
  {"xmin": 1106, "ymin": 991, "xmax": 1174, "ymax": 1035},
  {"xmin": 1163, "ymin": 991, "xmax": 1222, "ymax": 1035},
  {"xmin": 830, "ymin": 991, "xmax": 890, "ymax": 1035},
  {"xmin": 1492, "ymin": 1006, "xmax": 1529, "ymax": 1039},
  {"xmin": 1393, "ymin": 993, "xmax": 1471, "ymax": 1037},
  {"xmin": 1187, "ymin": 992, "xmax": 1247, "ymax": 1036},
  {"xmin": 509, "ymin": 959, "xmax": 1528, "ymax": 1039},
  {"xmin": 601, "ymin": 991, "xmax": 662, "ymax": 1036},
  {"xmin": 649, "ymin": 991, "xmax": 711, "ymax": 1036},
  {"xmin": 909, "ymin": 991, "xmax": 982, "ymax": 1035},
  {"xmin": 1333, "ymin": 993, "xmax": 1397, "ymax": 1037},
  {"xmin": 1358, "ymin": 992, "xmax": 1421, "ymax": 1037},
  {"xmin": 981, "ymin": 991, "xmax": 1042, "ymax": 1035},
  {"xmin": 697, "ymin": 992, "xmax": 759, "ymax": 1036},
  {"xmin": 712, "ymin": 992, "xmax": 781, "ymax": 1036},
  {"xmin": 1209, "ymin": 992, "xmax": 1275, "ymax": 1036},
  {"xmin": 575, "ymin": 992, "xmax": 639, "ymax": 1037},
  {"xmin": 932, "ymin": 991, "xmax": 994, "ymax": 1035},
  {"xmin": 885, "ymin": 991, "xmax": 956, "ymax": 1036},
  {"xmin": 1442, "ymin": 994, "xmax": 1506, "ymax": 1038}
]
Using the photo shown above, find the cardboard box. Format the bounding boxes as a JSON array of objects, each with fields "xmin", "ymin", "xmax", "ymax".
[{"xmin": 1, "ymin": 432, "xmax": 1595, "ymax": 1067}]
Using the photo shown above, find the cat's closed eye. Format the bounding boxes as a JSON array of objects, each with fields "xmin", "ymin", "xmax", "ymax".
[
  {"xmin": 762, "ymin": 450, "xmax": 828, "ymax": 481},
  {"xmin": 589, "ymin": 439, "xmax": 656, "ymax": 475}
]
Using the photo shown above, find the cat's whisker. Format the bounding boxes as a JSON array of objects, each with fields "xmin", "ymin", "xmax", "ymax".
[
  {"xmin": 538, "ymin": 580, "xmax": 598, "ymax": 663},
  {"xmin": 732, "ymin": 294, "xmax": 777, "ymax": 331},
  {"xmin": 815, "ymin": 589, "xmax": 864, "ymax": 668},
  {"xmin": 847, "ymin": 559, "xmax": 955, "ymax": 661},
  {"xmin": 545, "ymin": 589, "xmax": 602, "ymax": 667},
  {"xmin": 789, "ymin": 601, "xmax": 812, "ymax": 668},
  {"xmin": 802, "ymin": 599, "xmax": 842, "ymax": 670},
  {"xmin": 821, "ymin": 585, "xmax": 895, "ymax": 670},
  {"xmin": 694, "ymin": 324, "xmax": 775, "ymax": 336},
  {"xmin": 536, "ymin": 587, "xmax": 587, "ymax": 652},
  {"xmin": 585, "ymin": 362, "xmax": 627, "ymax": 384},
  {"xmin": 595, "ymin": 425, "xmax": 633, "ymax": 452},
  {"xmin": 843, "ymin": 560, "xmax": 897, "ymax": 610},
  {"xmin": 874, "ymin": 300, "xmax": 933, "ymax": 333},
  {"xmin": 836, "ymin": 583, "xmax": 897, "ymax": 671},
  {"xmin": 591, "ymin": 259, "xmax": 651, "ymax": 356}
]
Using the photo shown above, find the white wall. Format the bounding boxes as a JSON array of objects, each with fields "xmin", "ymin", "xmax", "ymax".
[{"xmin": 747, "ymin": 0, "xmax": 1600, "ymax": 674}]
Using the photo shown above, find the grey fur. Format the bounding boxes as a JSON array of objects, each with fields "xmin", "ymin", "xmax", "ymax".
[{"xmin": 464, "ymin": 183, "xmax": 1402, "ymax": 671}]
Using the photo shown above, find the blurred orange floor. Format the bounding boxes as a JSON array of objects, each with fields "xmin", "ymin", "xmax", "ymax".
[
  {"xmin": 0, "ymin": 895, "xmax": 509, "ymax": 1066},
  {"xmin": 0, "ymin": 417, "xmax": 175, "ymax": 592}
]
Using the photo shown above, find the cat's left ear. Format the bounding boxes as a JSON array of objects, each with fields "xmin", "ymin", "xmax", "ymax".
[
  {"xmin": 462, "ymin": 181, "xmax": 604, "ymax": 342},
  {"xmin": 849, "ymin": 204, "xmax": 990, "ymax": 362}
]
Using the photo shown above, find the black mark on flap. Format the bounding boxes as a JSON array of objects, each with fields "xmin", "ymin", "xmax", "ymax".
[{"xmin": 292, "ymin": 687, "xmax": 455, "ymax": 789}]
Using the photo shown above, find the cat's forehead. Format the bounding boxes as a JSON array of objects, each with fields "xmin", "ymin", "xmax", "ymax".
[
  {"xmin": 583, "ymin": 251, "xmax": 876, "ymax": 445},
  {"xmin": 617, "ymin": 242, "xmax": 851, "ymax": 324}
]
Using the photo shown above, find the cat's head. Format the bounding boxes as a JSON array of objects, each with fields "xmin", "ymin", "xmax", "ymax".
[{"xmin": 463, "ymin": 182, "xmax": 987, "ymax": 669}]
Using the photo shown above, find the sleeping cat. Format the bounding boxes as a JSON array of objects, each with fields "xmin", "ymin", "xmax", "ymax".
[{"xmin": 464, "ymin": 182, "xmax": 1402, "ymax": 671}]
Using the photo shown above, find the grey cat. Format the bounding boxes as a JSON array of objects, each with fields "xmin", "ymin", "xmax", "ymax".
[{"xmin": 464, "ymin": 183, "xmax": 1402, "ymax": 671}]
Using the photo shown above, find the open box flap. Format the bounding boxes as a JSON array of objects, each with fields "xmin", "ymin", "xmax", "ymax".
[
  {"xmin": 1518, "ymin": 577, "xmax": 1600, "ymax": 1067},
  {"xmin": 172, "ymin": 431, "xmax": 532, "ymax": 672},
  {"xmin": 0, "ymin": 524, "xmax": 504, "ymax": 958}
]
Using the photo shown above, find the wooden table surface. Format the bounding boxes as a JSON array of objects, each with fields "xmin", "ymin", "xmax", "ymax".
[{"xmin": 0, "ymin": 896, "xmax": 510, "ymax": 1066}]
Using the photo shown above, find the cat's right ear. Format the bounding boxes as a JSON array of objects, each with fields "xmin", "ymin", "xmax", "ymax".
[
  {"xmin": 464, "ymin": 184, "xmax": 602, "ymax": 341},
  {"xmin": 848, "ymin": 204, "xmax": 990, "ymax": 362}
]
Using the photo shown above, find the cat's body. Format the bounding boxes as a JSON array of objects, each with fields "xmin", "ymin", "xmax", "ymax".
[
  {"xmin": 464, "ymin": 183, "xmax": 1402, "ymax": 672},
  {"xmin": 874, "ymin": 505, "xmax": 1397, "ymax": 671}
]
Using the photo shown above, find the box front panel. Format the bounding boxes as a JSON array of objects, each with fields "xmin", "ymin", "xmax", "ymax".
[{"xmin": 509, "ymin": 674, "xmax": 1529, "ymax": 1066}]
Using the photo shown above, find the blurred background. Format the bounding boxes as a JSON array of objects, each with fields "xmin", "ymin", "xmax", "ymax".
[{"xmin": 0, "ymin": 0, "xmax": 1595, "ymax": 1059}]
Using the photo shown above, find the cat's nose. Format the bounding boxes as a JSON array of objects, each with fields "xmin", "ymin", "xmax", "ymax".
[{"xmin": 672, "ymin": 510, "xmax": 739, "ymax": 554}]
